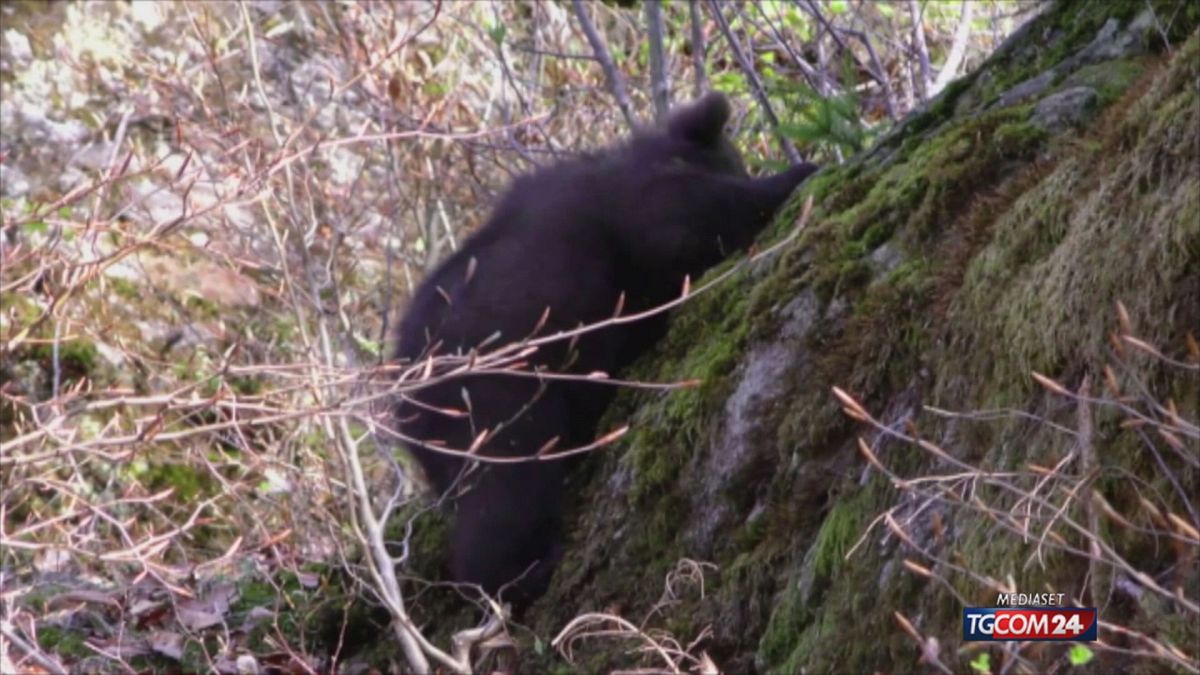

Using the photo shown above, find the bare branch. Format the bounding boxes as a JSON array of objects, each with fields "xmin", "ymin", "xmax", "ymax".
[
  {"xmin": 645, "ymin": 0, "xmax": 670, "ymax": 122},
  {"xmin": 688, "ymin": 0, "xmax": 709, "ymax": 97},
  {"xmin": 932, "ymin": 0, "xmax": 975, "ymax": 95},
  {"xmin": 0, "ymin": 623, "xmax": 68, "ymax": 675},
  {"xmin": 908, "ymin": 0, "xmax": 932, "ymax": 101},
  {"xmin": 572, "ymin": 0, "xmax": 637, "ymax": 130}
]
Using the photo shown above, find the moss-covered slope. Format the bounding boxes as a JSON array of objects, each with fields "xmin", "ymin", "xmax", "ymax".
[{"xmin": 525, "ymin": 2, "xmax": 1200, "ymax": 673}]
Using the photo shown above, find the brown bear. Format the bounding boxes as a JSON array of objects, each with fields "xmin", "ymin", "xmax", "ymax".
[{"xmin": 393, "ymin": 93, "xmax": 818, "ymax": 605}]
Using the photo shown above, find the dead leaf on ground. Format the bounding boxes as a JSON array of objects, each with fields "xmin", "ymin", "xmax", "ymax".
[{"xmin": 147, "ymin": 630, "xmax": 185, "ymax": 661}]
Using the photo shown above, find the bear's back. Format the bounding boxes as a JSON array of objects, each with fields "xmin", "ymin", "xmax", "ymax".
[{"xmin": 399, "ymin": 158, "xmax": 621, "ymax": 356}]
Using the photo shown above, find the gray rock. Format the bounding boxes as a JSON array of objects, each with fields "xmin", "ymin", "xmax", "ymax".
[
  {"xmin": 70, "ymin": 141, "xmax": 118, "ymax": 171},
  {"xmin": 779, "ymin": 289, "xmax": 820, "ymax": 340},
  {"xmin": 1078, "ymin": 10, "xmax": 1156, "ymax": 64},
  {"xmin": 0, "ymin": 163, "xmax": 30, "ymax": 197},
  {"xmin": 1031, "ymin": 86, "xmax": 1099, "ymax": 132},
  {"xmin": 687, "ymin": 341, "xmax": 793, "ymax": 553},
  {"xmin": 996, "ymin": 69, "xmax": 1057, "ymax": 108},
  {"xmin": 995, "ymin": 8, "xmax": 1157, "ymax": 111},
  {"xmin": 869, "ymin": 243, "xmax": 904, "ymax": 276}
]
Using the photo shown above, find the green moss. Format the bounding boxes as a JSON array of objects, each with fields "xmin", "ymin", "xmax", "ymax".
[
  {"xmin": 107, "ymin": 276, "xmax": 141, "ymax": 299},
  {"xmin": 395, "ymin": 503, "xmax": 451, "ymax": 581},
  {"xmin": 1061, "ymin": 59, "xmax": 1149, "ymax": 105},
  {"xmin": 37, "ymin": 626, "xmax": 90, "ymax": 658},
  {"xmin": 183, "ymin": 293, "xmax": 220, "ymax": 319},
  {"xmin": 757, "ymin": 570, "xmax": 810, "ymax": 668},
  {"xmin": 940, "ymin": 28, "xmax": 1200, "ymax": 409},
  {"xmin": 993, "ymin": 120, "xmax": 1049, "ymax": 154},
  {"xmin": 0, "ymin": 291, "xmax": 41, "ymax": 327},
  {"xmin": 793, "ymin": 100, "xmax": 1048, "ymax": 312},
  {"xmin": 30, "ymin": 338, "xmax": 99, "ymax": 380},
  {"xmin": 135, "ymin": 461, "xmax": 212, "ymax": 502},
  {"xmin": 622, "ymin": 276, "xmax": 752, "ymax": 504},
  {"xmin": 270, "ymin": 314, "xmax": 297, "ymax": 342},
  {"xmin": 906, "ymin": 75, "xmax": 978, "ymax": 139},
  {"xmin": 980, "ymin": 0, "xmax": 1150, "ymax": 104},
  {"xmin": 757, "ymin": 483, "xmax": 906, "ymax": 674},
  {"xmin": 811, "ymin": 490, "xmax": 871, "ymax": 582},
  {"xmin": 230, "ymin": 375, "xmax": 263, "ymax": 395},
  {"xmin": 234, "ymin": 568, "xmax": 335, "ymax": 652}
]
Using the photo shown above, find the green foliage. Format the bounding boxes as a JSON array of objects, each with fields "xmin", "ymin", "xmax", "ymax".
[
  {"xmin": 776, "ymin": 56, "xmax": 870, "ymax": 158},
  {"xmin": 1068, "ymin": 644, "xmax": 1095, "ymax": 666},
  {"xmin": 487, "ymin": 22, "xmax": 506, "ymax": 46},
  {"xmin": 779, "ymin": 86, "xmax": 868, "ymax": 155}
]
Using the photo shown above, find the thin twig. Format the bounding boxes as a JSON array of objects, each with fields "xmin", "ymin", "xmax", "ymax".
[
  {"xmin": 707, "ymin": 0, "xmax": 803, "ymax": 164},
  {"xmin": 795, "ymin": 0, "xmax": 898, "ymax": 121}
]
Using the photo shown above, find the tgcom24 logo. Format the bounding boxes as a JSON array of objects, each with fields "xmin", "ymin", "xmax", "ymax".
[{"xmin": 963, "ymin": 603, "xmax": 1098, "ymax": 642}]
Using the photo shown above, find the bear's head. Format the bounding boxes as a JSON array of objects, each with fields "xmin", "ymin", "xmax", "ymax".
[
  {"xmin": 631, "ymin": 92, "xmax": 747, "ymax": 178},
  {"xmin": 666, "ymin": 92, "xmax": 746, "ymax": 175}
]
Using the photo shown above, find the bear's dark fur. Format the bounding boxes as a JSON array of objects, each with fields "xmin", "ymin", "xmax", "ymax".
[{"xmin": 393, "ymin": 93, "xmax": 817, "ymax": 604}]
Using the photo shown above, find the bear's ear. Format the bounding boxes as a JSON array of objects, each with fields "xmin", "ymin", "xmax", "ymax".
[{"xmin": 667, "ymin": 92, "xmax": 731, "ymax": 146}]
